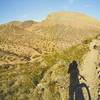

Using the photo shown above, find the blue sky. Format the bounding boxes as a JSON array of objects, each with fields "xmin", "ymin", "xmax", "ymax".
[{"xmin": 0, "ymin": 0, "xmax": 100, "ymax": 23}]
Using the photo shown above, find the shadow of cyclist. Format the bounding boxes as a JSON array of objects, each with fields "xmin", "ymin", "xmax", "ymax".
[{"xmin": 68, "ymin": 60, "xmax": 91, "ymax": 100}]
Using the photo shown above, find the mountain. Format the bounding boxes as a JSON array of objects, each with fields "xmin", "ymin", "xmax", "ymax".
[
  {"xmin": 7, "ymin": 20, "xmax": 37, "ymax": 29},
  {"xmin": 20, "ymin": 20, "xmax": 37, "ymax": 28},
  {"xmin": 2, "ymin": 12, "xmax": 100, "ymax": 52},
  {"xmin": 30, "ymin": 12, "xmax": 100, "ymax": 49},
  {"xmin": 7, "ymin": 21, "xmax": 22, "ymax": 26},
  {"xmin": 0, "ymin": 12, "xmax": 100, "ymax": 99}
]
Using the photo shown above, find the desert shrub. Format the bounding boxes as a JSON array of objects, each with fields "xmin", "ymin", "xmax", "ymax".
[
  {"xmin": 43, "ymin": 43, "xmax": 89, "ymax": 67},
  {"xmin": 32, "ymin": 67, "xmax": 48, "ymax": 86}
]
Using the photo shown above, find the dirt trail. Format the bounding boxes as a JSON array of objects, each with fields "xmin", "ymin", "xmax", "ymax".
[{"xmin": 80, "ymin": 39, "xmax": 100, "ymax": 99}]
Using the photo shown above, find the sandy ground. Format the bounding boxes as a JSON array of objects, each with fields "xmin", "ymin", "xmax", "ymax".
[{"xmin": 80, "ymin": 39, "xmax": 100, "ymax": 99}]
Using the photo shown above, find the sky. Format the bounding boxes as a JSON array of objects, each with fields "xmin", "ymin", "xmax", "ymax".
[{"xmin": 0, "ymin": 0, "xmax": 100, "ymax": 24}]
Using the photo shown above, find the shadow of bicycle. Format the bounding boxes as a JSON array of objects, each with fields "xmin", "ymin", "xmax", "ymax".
[{"xmin": 68, "ymin": 60, "xmax": 91, "ymax": 100}]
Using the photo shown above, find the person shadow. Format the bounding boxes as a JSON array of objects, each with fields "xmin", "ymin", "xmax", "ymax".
[{"xmin": 68, "ymin": 60, "xmax": 91, "ymax": 100}]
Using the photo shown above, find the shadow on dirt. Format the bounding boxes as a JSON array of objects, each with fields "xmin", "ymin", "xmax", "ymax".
[{"xmin": 68, "ymin": 60, "xmax": 91, "ymax": 100}]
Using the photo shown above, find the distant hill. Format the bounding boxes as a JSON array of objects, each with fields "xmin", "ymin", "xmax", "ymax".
[
  {"xmin": 7, "ymin": 20, "xmax": 37, "ymax": 28},
  {"xmin": 7, "ymin": 21, "xmax": 22, "ymax": 26},
  {"xmin": 20, "ymin": 20, "xmax": 37, "ymax": 28}
]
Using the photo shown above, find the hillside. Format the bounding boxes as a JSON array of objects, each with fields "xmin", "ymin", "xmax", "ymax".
[
  {"xmin": 31, "ymin": 12, "xmax": 100, "ymax": 49},
  {"xmin": 3, "ymin": 12, "xmax": 100, "ymax": 52},
  {"xmin": 0, "ymin": 12, "xmax": 100, "ymax": 100}
]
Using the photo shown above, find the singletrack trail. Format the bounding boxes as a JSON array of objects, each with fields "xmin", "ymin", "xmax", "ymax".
[{"xmin": 80, "ymin": 39, "xmax": 100, "ymax": 99}]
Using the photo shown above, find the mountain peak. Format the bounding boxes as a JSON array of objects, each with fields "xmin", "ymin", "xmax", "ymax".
[
  {"xmin": 21, "ymin": 20, "xmax": 37, "ymax": 28},
  {"xmin": 47, "ymin": 12, "xmax": 85, "ymax": 17},
  {"xmin": 46, "ymin": 12, "xmax": 97, "ymax": 21},
  {"xmin": 7, "ymin": 21, "xmax": 22, "ymax": 26}
]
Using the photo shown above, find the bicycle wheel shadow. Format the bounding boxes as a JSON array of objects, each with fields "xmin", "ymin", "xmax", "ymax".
[{"xmin": 68, "ymin": 60, "xmax": 91, "ymax": 100}]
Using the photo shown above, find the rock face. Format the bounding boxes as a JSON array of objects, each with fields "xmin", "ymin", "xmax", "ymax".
[{"xmin": 0, "ymin": 12, "xmax": 100, "ymax": 99}]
